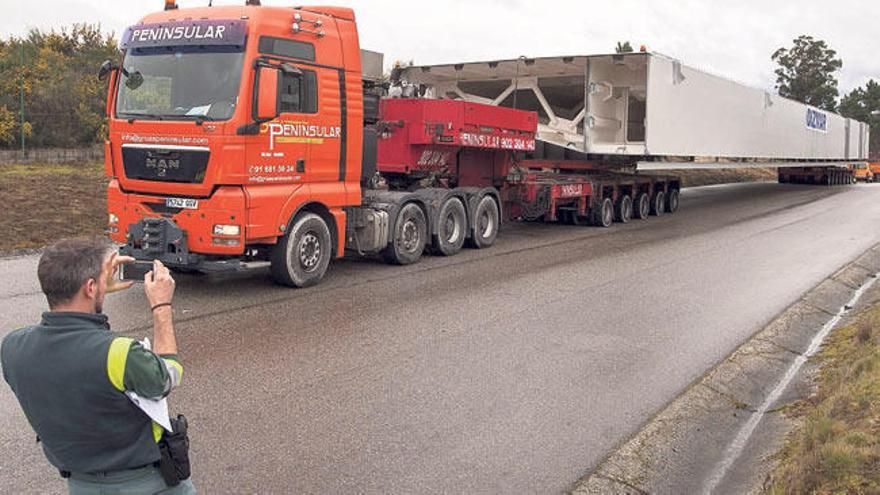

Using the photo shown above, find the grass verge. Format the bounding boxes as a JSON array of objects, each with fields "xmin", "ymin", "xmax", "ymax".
[
  {"xmin": 0, "ymin": 163, "xmax": 108, "ymax": 252},
  {"xmin": 764, "ymin": 304, "xmax": 880, "ymax": 494}
]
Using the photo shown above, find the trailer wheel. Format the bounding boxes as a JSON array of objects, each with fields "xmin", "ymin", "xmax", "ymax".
[
  {"xmin": 615, "ymin": 195, "xmax": 633, "ymax": 223},
  {"xmin": 432, "ymin": 197, "xmax": 467, "ymax": 256},
  {"xmin": 469, "ymin": 195, "xmax": 500, "ymax": 249},
  {"xmin": 269, "ymin": 213, "xmax": 332, "ymax": 288},
  {"xmin": 591, "ymin": 198, "xmax": 614, "ymax": 227},
  {"xmin": 634, "ymin": 193, "xmax": 650, "ymax": 219},
  {"xmin": 651, "ymin": 191, "xmax": 666, "ymax": 216},
  {"xmin": 666, "ymin": 189, "xmax": 680, "ymax": 213},
  {"xmin": 383, "ymin": 202, "xmax": 427, "ymax": 265}
]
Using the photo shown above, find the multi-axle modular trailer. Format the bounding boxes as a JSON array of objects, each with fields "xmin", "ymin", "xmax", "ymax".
[{"xmin": 104, "ymin": 3, "xmax": 868, "ymax": 288}]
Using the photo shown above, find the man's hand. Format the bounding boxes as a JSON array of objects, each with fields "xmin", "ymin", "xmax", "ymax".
[
  {"xmin": 104, "ymin": 252, "xmax": 136, "ymax": 294},
  {"xmin": 144, "ymin": 260, "xmax": 176, "ymax": 307}
]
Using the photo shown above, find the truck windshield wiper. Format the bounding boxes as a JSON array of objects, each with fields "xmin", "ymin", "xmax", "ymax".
[{"xmin": 121, "ymin": 113, "xmax": 165, "ymax": 123}]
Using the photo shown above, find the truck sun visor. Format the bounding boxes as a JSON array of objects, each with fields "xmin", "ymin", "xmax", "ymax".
[{"xmin": 120, "ymin": 20, "xmax": 246, "ymax": 49}]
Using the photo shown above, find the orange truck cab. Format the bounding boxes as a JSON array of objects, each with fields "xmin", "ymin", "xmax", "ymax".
[
  {"xmin": 852, "ymin": 162, "xmax": 874, "ymax": 182},
  {"xmin": 104, "ymin": 4, "xmax": 371, "ymax": 287}
]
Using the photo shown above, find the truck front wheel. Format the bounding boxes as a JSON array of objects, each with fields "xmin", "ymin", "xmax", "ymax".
[
  {"xmin": 383, "ymin": 202, "xmax": 427, "ymax": 265},
  {"xmin": 270, "ymin": 213, "xmax": 332, "ymax": 288}
]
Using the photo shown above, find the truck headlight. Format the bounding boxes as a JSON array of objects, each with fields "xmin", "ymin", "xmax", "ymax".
[
  {"xmin": 109, "ymin": 213, "xmax": 119, "ymax": 225},
  {"xmin": 213, "ymin": 224, "xmax": 241, "ymax": 236}
]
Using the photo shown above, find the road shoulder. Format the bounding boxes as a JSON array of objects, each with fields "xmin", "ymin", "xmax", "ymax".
[{"xmin": 572, "ymin": 244, "xmax": 880, "ymax": 494}]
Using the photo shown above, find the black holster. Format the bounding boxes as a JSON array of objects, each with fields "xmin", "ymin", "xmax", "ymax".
[{"xmin": 157, "ymin": 414, "xmax": 191, "ymax": 487}]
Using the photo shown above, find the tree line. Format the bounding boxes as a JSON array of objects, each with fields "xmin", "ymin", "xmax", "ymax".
[
  {"xmin": 0, "ymin": 24, "xmax": 116, "ymax": 149},
  {"xmin": 0, "ymin": 24, "xmax": 877, "ymax": 153}
]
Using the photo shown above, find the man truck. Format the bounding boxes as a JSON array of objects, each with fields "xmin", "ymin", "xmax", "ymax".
[{"xmin": 102, "ymin": 1, "xmax": 870, "ymax": 288}]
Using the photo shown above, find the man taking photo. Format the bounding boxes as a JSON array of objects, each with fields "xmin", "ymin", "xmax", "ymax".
[{"xmin": 1, "ymin": 237, "xmax": 195, "ymax": 494}]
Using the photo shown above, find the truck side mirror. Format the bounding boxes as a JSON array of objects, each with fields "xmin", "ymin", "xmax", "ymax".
[
  {"xmin": 98, "ymin": 59, "xmax": 117, "ymax": 81},
  {"xmin": 255, "ymin": 66, "xmax": 281, "ymax": 122}
]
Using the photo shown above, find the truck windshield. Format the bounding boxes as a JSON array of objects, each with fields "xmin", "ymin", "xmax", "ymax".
[{"xmin": 116, "ymin": 47, "xmax": 245, "ymax": 121}]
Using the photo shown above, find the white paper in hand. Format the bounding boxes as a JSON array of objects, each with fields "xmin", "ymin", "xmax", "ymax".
[{"xmin": 124, "ymin": 338, "xmax": 172, "ymax": 432}]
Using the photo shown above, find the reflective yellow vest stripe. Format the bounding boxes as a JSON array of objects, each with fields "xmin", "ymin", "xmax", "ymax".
[{"xmin": 106, "ymin": 337, "xmax": 134, "ymax": 392}]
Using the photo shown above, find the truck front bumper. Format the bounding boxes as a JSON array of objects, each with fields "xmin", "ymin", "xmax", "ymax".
[
  {"xmin": 107, "ymin": 180, "xmax": 247, "ymax": 257},
  {"xmin": 119, "ymin": 216, "xmax": 259, "ymax": 276}
]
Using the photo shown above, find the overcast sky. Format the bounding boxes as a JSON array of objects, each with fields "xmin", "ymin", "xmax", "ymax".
[{"xmin": 5, "ymin": 0, "xmax": 878, "ymax": 95}]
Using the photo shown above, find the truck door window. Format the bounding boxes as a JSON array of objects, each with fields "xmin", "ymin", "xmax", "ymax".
[{"xmin": 280, "ymin": 69, "xmax": 318, "ymax": 114}]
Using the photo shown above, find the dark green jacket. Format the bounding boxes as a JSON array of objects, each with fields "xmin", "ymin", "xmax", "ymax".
[{"xmin": 1, "ymin": 312, "xmax": 183, "ymax": 474}]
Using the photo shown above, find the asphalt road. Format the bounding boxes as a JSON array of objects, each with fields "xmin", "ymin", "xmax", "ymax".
[{"xmin": 3, "ymin": 182, "xmax": 880, "ymax": 493}]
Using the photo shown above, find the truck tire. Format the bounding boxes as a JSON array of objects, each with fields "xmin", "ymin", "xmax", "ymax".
[
  {"xmin": 634, "ymin": 193, "xmax": 650, "ymax": 219},
  {"xmin": 383, "ymin": 202, "xmax": 427, "ymax": 265},
  {"xmin": 432, "ymin": 197, "xmax": 466, "ymax": 256},
  {"xmin": 269, "ymin": 213, "xmax": 332, "ymax": 288},
  {"xmin": 469, "ymin": 195, "xmax": 500, "ymax": 249},
  {"xmin": 615, "ymin": 195, "xmax": 633, "ymax": 223},
  {"xmin": 591, "ymin": 197, "xmax": 614, "ymax": 227},
  {"xmin": 651, "ymin": 191, "xmax": 666, "ymax": 216},
  {"xmin": 666, "ymin": 189, "xmax": 680, "ymax": 213}
]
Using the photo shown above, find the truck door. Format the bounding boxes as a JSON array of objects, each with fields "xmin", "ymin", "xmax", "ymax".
[
  {"xmin": 270, "ymin": 64, "xmax": 342, "ymax": 184},
  {"xmin": 248, "ymin": 63, "xmax": 341, "ymax": 185}
]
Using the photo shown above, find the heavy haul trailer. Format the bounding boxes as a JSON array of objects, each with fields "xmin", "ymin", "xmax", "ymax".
[
  {"xmin": 404, "ymin": 52, "xmax": 870, "ymax": 183},
  {"xmin": 104, "ymin": 4, "xmax": 679, "ymax": 288},
  {"xmin": 374, "ymin": 99, "xmax": 680, "ymax": 228}
]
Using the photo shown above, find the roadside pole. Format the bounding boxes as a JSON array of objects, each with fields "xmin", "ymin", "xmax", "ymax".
[{"xmin": 19, "ymin": 42, "xmax": 25, "ymax": 154}]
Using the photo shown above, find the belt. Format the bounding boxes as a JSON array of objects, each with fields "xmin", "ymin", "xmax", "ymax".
[{"xmin": 66, "ymin": 463, "xmax": 160, "ymax": 482}]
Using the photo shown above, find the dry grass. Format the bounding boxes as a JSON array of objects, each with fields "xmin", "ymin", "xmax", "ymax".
[
  {"xmin": 764, "ymin": 307, "xmax": 880, "ymax": 494},
  {"xmin": 0, "ymin": 163, "xmax": 108, "ymax": 252}
]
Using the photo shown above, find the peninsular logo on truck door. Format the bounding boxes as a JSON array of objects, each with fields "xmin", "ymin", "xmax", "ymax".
[{"xmin": 260, "ymin": 120, "xmax": 342, "ymax": 151}]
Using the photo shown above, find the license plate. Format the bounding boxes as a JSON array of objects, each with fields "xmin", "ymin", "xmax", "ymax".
[{"xmin": 166, "ymin": 198, "xmax": 198, "ymax": 209}]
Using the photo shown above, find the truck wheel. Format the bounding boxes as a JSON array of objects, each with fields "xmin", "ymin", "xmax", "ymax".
[
  {"xmin": 615, "ymin": 195, "xmax": 633, "ymax": 223},
  {"xmin": 633, "ymin": 193, "xmax": 650, "ymax": 219},
  {"xmin": 383, "ymin": 202, "xmax": 427, "ymax": 265},
  {"xmin": 469, "ymin": 195, "xmax": 500, "ymax": 249},
  {"xmin": 433, "ymin": 197, "xmax": 466, "ymax": 256},
  {"xmin": 591, "ymin": 198, "xmax": 614, "ymax": 227},
  {"xmin": 651, "ymin": 192, "xmax": 666, "ymax": 216},
  {"xmin": 269, "ymin": 213, "xmax": 332, "ymax": 288},
  {"xmin": 666, "ymin": 189, "xmax": 680, "ymax": 213}
]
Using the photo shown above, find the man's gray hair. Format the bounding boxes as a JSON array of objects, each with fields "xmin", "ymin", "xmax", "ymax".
[{"xmin": 37, "ymin": 237, "xmax": 112, "ymax": 308}]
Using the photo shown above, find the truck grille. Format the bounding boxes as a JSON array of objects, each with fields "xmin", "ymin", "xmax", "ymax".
[{"xmin": 121, "ymin": 146, "xmax": 210, "ymax": 183}]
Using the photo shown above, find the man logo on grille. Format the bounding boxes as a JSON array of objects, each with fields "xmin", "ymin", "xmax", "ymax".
[{"xmin": 145, "ymin": 157, "xmax": 180, "ymax": 177}]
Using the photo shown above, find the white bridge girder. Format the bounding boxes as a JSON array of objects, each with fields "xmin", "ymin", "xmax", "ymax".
[{"xmin": 405, "ymin": 52, "xmax": 871, "ymax": 165}]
